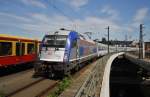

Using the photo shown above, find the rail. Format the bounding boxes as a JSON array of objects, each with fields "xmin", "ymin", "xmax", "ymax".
[{"xmin": 6, "ymin": 78, "xmax": 45, "ymax": 97}]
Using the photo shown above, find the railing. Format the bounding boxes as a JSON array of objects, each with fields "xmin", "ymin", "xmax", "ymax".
[
  {"xmin": 145, "ymin": 51, "xmax": 150, "ymax": 59},
  {"xmin": 128, "ymin": 51, "xmax": 150, "ymax": 59},
  {"xmin": 74, "ymin": 54, "xmax": 111, "ymax": 97}
]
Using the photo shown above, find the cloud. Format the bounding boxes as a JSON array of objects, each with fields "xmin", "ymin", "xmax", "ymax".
[
  {"xmin": 134, "ymin": 8, "xmax": 149, "ymax": 22},
  {"xmin": 100, "ymin": 5, "xmax": 119, "ymax": 20},
  {"xmin": 74, "ymin": 16, "xmax": 120, "ymax": 32},
  {"xmin": 62, "ymin": 0, "xmax": 89, "ymax": 9},
  {"xmin": 123, "ymin": 7, "xmax": 149, "ymax": 34},
  {"xmin": 0, "ymin": 12, "xmax": 31, "ymax": 23},
  {"xmin": 29, "ymin": 13, "xmax": 50, "ymax": 24},
  {"xmin": 0, "ymin": 11, "xmax": 135, "ymax": 40},
  {"xmin": 0, "ymin": 12, "xmax": 119, "ymax": 31},
  {"xmin": 70, "ymin": 0, "xmax": 89, "ymax": 8},
  {"xmin": 21, "ymin": 0, "xmax": 46, "ymax": 8},
  {"xmin": 132, "ymin": 8, "xmax": 149, "ymax": 27}
]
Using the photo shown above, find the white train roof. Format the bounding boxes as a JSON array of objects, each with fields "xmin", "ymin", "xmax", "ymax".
[
  {"xmin": 46, "ymin": 30, "xmax": 96, "ymax": 44},
  {"xmin": 46, "ymin": 30, "xmax": 71, "ymax": 36}
]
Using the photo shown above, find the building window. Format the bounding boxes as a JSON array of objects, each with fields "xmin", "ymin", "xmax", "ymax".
[
  {"xmin": 27, "ymin": 43, "xmax": 35, "ymax": 54},
  {"xmin": 0, "ymin": 42, "xmax": 12, "ymax": 56}
]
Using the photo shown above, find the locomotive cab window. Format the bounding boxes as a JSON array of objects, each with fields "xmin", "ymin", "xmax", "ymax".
[
  {"xmin": 0, "ymin": 42, "xmax": 12, "ymax": 56},
  {"xmin": 43, "ymin": 35, "xmax": 67, "ymax": 48},
  {"xmin": 27, "ymin": 43, "xmax": 35, "ymax": 54}
]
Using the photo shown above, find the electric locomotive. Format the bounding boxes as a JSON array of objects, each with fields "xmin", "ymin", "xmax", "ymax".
[{"xmin": 34, "ymin": 30, "xmax": 98, "ymax": 77}]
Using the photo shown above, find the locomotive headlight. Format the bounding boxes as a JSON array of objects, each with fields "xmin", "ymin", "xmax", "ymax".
[{"xmin": 64, "ymin": 54, "xmax": 67, "ymax": 59}]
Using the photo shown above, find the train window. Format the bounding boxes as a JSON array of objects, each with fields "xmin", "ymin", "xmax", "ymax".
[
  {"xmin": 21, "ymin": 43, "xmax": 25, "ymax": 55},
  {"xmin": 16, "ymin": 42, "xmax": 21, "ymax": 56},
  {"xmin": 16, "ymin": 43, "xmax": 27, "ymax": 56},
  {"xmin": 43, "ymin": 35, "xmax": 67, "ymax": 48},
  {"xmin": 27, "ymin": 43, "xmax": 35, "ymax": 54},
  {"xmin": 0, "ymin": 42, "xmax": 12, "ymax": 56}
]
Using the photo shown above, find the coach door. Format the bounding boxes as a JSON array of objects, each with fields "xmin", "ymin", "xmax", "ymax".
[
  {"xmin": 16, "ymin": 42, "xmax": 25, "ymax": 56},
  {"xmin": 34, "ymin": 41, "xmax": 38, "ymax": 55},
  {"xmin": 16, "ymin": 42, "xmax": 21, "ymax": 63},
  {"xmin": 16, "ymin": 42, "xmax": 21, "ymax": 56},
  {"xmin": 16, "ymin": 42, "xmax": 25, "ymax": 63}
]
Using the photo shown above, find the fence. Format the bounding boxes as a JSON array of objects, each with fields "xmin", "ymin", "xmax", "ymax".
[{"xmin": 129, "ymin": 51, "xmax": 150, "ymax": 59}]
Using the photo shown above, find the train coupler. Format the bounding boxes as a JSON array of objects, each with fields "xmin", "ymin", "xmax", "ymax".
[{"xmin": 33, "ymin": 62, "xmax": 46, "ymax": 77}]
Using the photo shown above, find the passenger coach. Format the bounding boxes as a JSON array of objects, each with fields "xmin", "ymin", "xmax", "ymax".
[{"xmin": 0, "ymin": 34, "xmax": 40, "ymax": 68}]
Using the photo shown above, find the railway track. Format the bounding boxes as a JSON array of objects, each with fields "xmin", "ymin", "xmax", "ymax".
[
  {"xmin": 7, "ymin": 79, "xmax": 58, "ymax": 97},
  {"xmin": 0, "ymin": 64, "xmax": 33, "ymax": 77},
  {"xmin": 6, "ymin": 78, "xmax": 44, "ymax": 97},
  {"xmin": 8, "ymin": 61, "xmax": 94, "ymax": 97},
  {"xmin": 0, "ymin": 69, "xmax": 33, "ymax": 81},
  {"xmin": 0, "ymin": 58, "xmax": 102, "ymax": 97},
  {"xmin": 0, "ymin": 69, "xmax": 58, "ymax": 97}
]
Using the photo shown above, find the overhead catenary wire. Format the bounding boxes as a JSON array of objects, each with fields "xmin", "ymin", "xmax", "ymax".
[
  {"xmin": 47, "ymin": 0, "xmax": 102, "ymax": 39},
  {"xmin": 48, "ymin": 0, "xmax": 76, "ymax": 30}
]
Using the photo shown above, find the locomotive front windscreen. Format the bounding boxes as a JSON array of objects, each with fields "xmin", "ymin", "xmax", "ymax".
[{"xmin": 43, "ymin": 35, "xmax": 67, "ymax": 48}]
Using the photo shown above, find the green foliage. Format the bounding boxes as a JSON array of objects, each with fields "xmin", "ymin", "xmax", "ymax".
[
  {"xmin": 47, "ymin": 77, "xmax": 71, "ymax": 97},
  {"xmin": 0, "ymin": 90, "xmax": 5, "ymax": 97}
]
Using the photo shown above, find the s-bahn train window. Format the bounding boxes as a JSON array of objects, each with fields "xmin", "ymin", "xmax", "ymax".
[
  {"xmin": 16, "ymin": 42, "xmax": 21, "ymax": 56},
  {"xmin": 43, "ymin": 35, "xmax": 67, "ymax": 48},
  {"xmin": 16, "ymin": 43, "xmax": 25, "ymax": 56},
  {"xmin": 27, "ymin": 43, "xmax": 35, "ymax": 54},
  {"xmin": 21, "ymin": 43, "xmax": 25, "ymax": 55},
  {"xmin": 0, "ymin": 42, "xmax": 12, "ymax": 56}
]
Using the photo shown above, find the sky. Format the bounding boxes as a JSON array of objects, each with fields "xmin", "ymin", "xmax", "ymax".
[{"xmin": 0, "ymin": 0, "xmax": 150, "ymax": 41}]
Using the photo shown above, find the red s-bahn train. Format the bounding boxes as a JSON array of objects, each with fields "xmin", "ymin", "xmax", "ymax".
[{"xmin": 0, "ymin": 34, "xmax": 40, "ymax": 68}]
